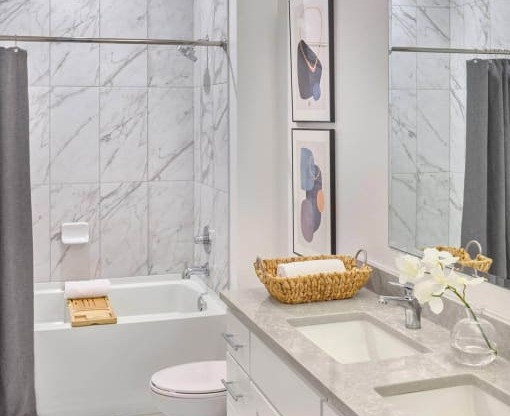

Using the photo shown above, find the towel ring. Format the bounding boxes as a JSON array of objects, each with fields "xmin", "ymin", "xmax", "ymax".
[{"xmin": 355, "ymin": 249, "xmax": 368, "ymax": 268}]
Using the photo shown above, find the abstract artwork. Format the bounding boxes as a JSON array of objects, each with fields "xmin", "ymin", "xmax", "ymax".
[
  {"xmin": 289, "ymin": 0, "xmax": 334, "ymax": 122},
  {"xmin": 292, "ymin": 129, "xmax": 335, "ymax": 255}
]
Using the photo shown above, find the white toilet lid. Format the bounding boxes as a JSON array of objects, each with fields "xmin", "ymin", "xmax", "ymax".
[{"xmin": 151, "ymin": 360, "xmax": 226, "ymax": 395}]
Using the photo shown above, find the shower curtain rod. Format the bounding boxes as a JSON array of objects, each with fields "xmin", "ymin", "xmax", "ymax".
[
  {"xmin": 0, "ymin": 35, "xmax": 227, "ymax": 49},
  {"xmin": 391, "ymin": 46, "xmax": 510, "ymax": 55}
]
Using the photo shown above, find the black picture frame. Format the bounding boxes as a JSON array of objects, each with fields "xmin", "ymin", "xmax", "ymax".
[
  {"xmin": 289, "ymin": 0, "xmax": 335, "ymax": 122},
  {"xmin": 292, "ymin": 128, "xmax": 336, "ymax": 255}
]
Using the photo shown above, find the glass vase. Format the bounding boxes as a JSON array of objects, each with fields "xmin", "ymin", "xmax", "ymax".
[{"xmin": 450, "ymin": 308, "xmax": 498, "ymax": 366}]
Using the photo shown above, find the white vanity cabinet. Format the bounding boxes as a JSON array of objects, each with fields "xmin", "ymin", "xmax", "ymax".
[{"xmin": 223, "ymin": 310, "xmax": 346, "ymax": 416}]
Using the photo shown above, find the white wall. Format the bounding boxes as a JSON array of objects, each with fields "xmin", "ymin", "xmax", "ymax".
[{"xmin": 231, "ymin": 0, "xmax": 510, "ymax": 323}]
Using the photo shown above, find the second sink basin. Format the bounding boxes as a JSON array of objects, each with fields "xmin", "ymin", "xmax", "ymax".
[
  {"xmin": 376, "ymin": 375, "xmax": 510, "ymax": 416},
  {"xmin": 288, "ymin": 313, "xmax": 428, "ymax": 364}
]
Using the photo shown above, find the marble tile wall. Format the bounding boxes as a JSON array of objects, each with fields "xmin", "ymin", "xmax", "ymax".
[
  {"xmin": 0, "ymin": 0, "xmax": 228, "ymax": 284},
  {"xmin": 193, "ymin": 0, "xmax": 230, "ymax": 292}
]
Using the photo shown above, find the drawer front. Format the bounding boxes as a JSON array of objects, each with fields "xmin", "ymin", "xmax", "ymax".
[
  {"xmin": 251, "ymin": 382, "xmax": 280, "ymax": 416},
  {"xmin": 224, "ymin": 311, "xmax": 250, "ymax": 372},
  {"xmin": 226, "ymin": 352, "xmax": 253, "ymax": 416},
  {"xmin": 250, "ymin": 334, "xmax": 322, "ymax": 416},
  {"xmin": 323, "ymin": 402, "xmax": 347, "ymax": 416}
]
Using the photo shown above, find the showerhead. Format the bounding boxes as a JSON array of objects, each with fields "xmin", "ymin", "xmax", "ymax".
[{"xmin": 177, "ymin": 45, "xmax": 198, "ymax": 62}]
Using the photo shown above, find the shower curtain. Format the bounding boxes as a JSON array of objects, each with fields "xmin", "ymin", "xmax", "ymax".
[
  {"xmin": 0, "ymin": 48, "xmax": 37, "ymax": 415},
  {"xmin": 462, "ymin": 59, "xmax": 510, "ymax": 279}
]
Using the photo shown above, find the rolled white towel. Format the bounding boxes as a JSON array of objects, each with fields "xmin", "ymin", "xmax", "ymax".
[
  {"xmin": 64, "ymin": 279, "xmax": 111, "ymax": 299},
  {"xmin": 277, "ymin": 259, "xmax": 346, "ymax": 278}
]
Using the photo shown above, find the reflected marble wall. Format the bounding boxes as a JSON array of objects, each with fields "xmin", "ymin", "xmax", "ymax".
[
  {"xmin": 390, "ymin": 0, "xmax": 510, "ymax": 252},
  {"xmin": 0, "ymin": 0, "xmax": 229, "ymax": 286}
]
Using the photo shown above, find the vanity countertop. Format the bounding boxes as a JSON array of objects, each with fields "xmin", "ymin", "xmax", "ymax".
[{"xmin": 220, "ymin": 287, "xmax": 510, "ymax": 416}]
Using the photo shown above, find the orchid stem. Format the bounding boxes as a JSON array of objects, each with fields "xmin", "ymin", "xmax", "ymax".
[{"xmin": 448, "ymin": 286, "xmax": 498, "ymax": 356}]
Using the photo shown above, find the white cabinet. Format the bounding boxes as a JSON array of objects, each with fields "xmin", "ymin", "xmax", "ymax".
[{"xmin": 225, "ymin": 310, "xmax": 325, "ymax": 416}]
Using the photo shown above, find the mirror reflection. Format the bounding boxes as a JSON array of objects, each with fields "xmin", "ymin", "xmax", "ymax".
[{"xmin": 388, "ymin": 0, "xmax": 510, "ymax": 287}]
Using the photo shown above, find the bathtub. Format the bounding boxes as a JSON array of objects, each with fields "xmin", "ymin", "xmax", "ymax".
[{"xmin": 34, "ymin": 275, "xmax": 227, "ymax": 416}]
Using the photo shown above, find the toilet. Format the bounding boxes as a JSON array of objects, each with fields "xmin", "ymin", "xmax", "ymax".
[{"xmin": 150, "ymin": 360, "xmax": 227, "ymax": 416}]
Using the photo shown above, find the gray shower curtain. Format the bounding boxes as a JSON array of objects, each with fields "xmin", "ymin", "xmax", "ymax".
[
  {"xmin": 0, "ymin": 47, "xmax": 37, "ymax": 415},
  {"xmin": 462, "ymin": 59, "xmax": 510, "ymax": 279}
]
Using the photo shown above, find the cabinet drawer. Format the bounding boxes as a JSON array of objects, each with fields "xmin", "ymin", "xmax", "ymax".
[
  {"xmin": 250, "ymin": 333, "xmax": 322, "ymax": 416},
  {"xmin": 225, "ymin": 352, "xmax": 253, "ymax": 416},
  {"xmin": 251, "ymin": 382, "xmax": 280, "ymax": 416},
  {"xmin": 224, "ymin": 311, "xmax": 250, "ymax": 372}
]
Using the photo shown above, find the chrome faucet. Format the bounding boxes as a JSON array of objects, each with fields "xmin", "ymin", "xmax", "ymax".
[
  {"xmin": 378, "ymin": 281, "xmax": 422, "ymax": 329},
  {"xmin": 182, "ymin": 263, "xmax": 209, "ymax": 280}
]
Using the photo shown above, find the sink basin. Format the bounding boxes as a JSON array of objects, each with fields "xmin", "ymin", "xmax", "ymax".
[
  {"xmin": 288, "ymin": 313, "xmax": 428, "ymax": 364},
  {"xmin": 376, "ymin": 375, "xmax": 510, "ymax": 416}
]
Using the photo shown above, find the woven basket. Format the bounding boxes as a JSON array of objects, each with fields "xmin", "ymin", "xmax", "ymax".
[
  {"xmin": 253, "ymin": 253, "xmax": 372, "ymax": 304},
  {"xmin": 436, "ymin": 241, "xmax": 493, "ymax": 273}
]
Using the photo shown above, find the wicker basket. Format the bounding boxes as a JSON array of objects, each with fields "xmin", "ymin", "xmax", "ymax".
[
  {"xmin": 436, "ymin": 240, "xmax": 493, "ymax": 273},
  {"xmin": 253, "ymin": 252, "xmax": 372, "ymax": 304}
]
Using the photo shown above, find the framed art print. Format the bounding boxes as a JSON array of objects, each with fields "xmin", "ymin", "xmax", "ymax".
[
  {"xmin": 289, "ymin": 0, "xmax": 334, "ymax": 122},
  {"xmin": 292, "ymin": 129, "xmax": 336, "ymax": 256}
]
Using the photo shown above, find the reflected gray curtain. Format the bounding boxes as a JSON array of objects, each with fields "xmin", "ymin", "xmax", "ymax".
[
  {"xmin": 462, "ymin": 59, "xmax": 510, "ymax": 279},
  {"xmin": 0, "ymin": 48, "xmax": 37, "ymax": 415}
]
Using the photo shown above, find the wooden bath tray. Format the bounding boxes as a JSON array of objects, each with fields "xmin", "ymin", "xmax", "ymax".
[{"xmin": 67, "ymin": 296, "xmax": 117, "ymax": 327}]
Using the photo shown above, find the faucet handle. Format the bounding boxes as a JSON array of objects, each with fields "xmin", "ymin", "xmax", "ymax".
[{"xmin": 388, "ymin": 281, "xmax": 414, "ymax": 296}]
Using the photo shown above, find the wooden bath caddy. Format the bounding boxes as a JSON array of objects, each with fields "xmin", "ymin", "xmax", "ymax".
[{"xmin": 67, "ymin": 296, "xmax": 117, "ymax": 327}]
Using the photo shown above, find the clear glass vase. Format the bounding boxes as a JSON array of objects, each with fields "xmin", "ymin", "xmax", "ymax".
[{"xmin": 450, "ymin": 308, "xmax": 498, "ymax": 366}]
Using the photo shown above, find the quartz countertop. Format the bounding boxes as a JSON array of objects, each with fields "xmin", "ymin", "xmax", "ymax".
[{"xmin": 220, "ymin": 287, "xmax": 510, "ymax": 416}]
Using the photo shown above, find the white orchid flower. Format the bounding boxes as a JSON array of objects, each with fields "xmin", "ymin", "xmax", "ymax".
[
  {"xmin": 451, "ymin": 270, "xmax": 485, "ymax": 287},
  {"xmin": 414, "ymin": 277, "xmax": 445, "ymax": 314},
  {"xmin": 396, "ymin": 255, "xmax": 423, "ymax": 284},
  {"xmin": 421, "ymin": 248, "xmax": 459, "ymax": 270}
]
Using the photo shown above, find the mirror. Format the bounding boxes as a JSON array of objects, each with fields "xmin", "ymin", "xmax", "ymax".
[{"xmin": 388, "ymin": 0, "xmax": 510, "ymax": 289}]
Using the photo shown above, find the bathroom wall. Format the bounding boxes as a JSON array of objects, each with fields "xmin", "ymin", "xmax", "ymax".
[
  {"xmin": 0, "ymin": 0, "xmax": 229, "ymax": 286},
  {"xmin": 193, "ymin": 0, "xmax": 230, "ymax": 291}
]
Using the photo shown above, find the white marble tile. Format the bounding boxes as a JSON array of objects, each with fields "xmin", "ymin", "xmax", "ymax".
[
  {"xmin": 0, "ymin": 0, "xmax": 49, "ymax": 36},
  {"xmin": 390, "ymin": 52, "xmax": 417, "ymax": 90},
  {"xmin": 417, "ymin": 7, "xmax": 450, "ymax": 48},
  {"xmin": 32, "ymin": 184, "xmax": 50, "ymax": 282},
  {"xmin": 196, "ymin": 0, "xmax": 213, "ymax": 39},
  {"xmin": 212, "ymin": 0, "xmax": 228, "ymax": 40},
  {"xmin": 449, "ymin": 172, "xmax": 464, "ymax": 247},
  {"xmin": 200, "ymin": 86, "xmax": 214, "ymax": 185},
  {"xmin": 213, "ymin": 83, "xmax": 229, "ymax": 192},
  {"xmin": 149, "ymin": 181, "xmax": 194, "ymax": 274},
  {"xmin": 148, "ymin": 46, "xmax": 194, "ymax": 87},
  {"xmin": 147, "ymin": 0, "xmax": 193, "ymax": 39},
  {"xmin": 50, "ymin": 183, "xmax": 100, "ymax": 280},
  {"xmin": 148, "ymin": 88, "xmax": 194, "ymax": 181},
  {"xmin": 50, "ymin": 87, "xmax": 99, "ymax": 183},
  {"xmin": 194, "ymin": 182, "xmax": 214, "ymax": 267},
  {"xmin": 393, "ymin": 0, "xmax": 418, "ymax": 5},
  {"xmin": 417, "ymin": 90, "xmax": 450, "ymax": 173},
  {"xmin": 100, "ymin": 0, "xmax": 147, "ymax": 38},
  {"xmin": 50, "ymin": 0, "xmax": 99, "ymax": 37},
  {"xmin": 21, "ymin": 42, "xmax": 50, "ymax": 86},
  {"xmin": 450, "ymin": 54, "xmax": 471, "ymax": 90},
  {"xmin": 100, "ymin": 45, "xmax": 147, "ymax": 87},
  {"xmin": 450, "ymin": 88, "xmax": 467, "ymax": 173},
  {"xmin": 416, "ymin": 172, "xmax": 450, "ymax": 249},
  {"xmin": 491, "ymin": 0, "xmax": 510, "ymax": 50},
  {"xmin": 391, "ymin": 6, "xmax": 417, "ymax": 47},
  {"xmin": 464, "ymin": 0, "xmax": 490, "ymax": 49},
  {"xmin": 50, "ymin": 43, "xmax": 99, "ymax": 86},
  {"xmin": 100, "ymin": 182, "xmax": 148, "ymax": 278},
  {"xmin": 389, "ymin": 174, "xmax": 417, "ymax": 253},
  {"xmin": 212, "ymin": 46, "xmax": 228, "ymax": 86},
  {"xmin": 417, "ymin": 0, "xmax": 449, "ymax": 6},
  {"xmin": 29, "ymin": 87, "xmax": 50, "ymax": 185},
  {"xmin": 100, "ymin": 87, "xmax": 147, "ymax": 182},
  {"xmin": 450, "ymin": 6, "xmax": 465, "ymax": 48},
  {"xmin": 417, "ymin": 53, "xmax": 449, "ymax": 89},
  {"xmin": 211, "ymin": 188, "xmax": 229, "ymax": 291},
  {"xmin": 390, "ymin": 90, "xmax": 417, "ymax": 174}
]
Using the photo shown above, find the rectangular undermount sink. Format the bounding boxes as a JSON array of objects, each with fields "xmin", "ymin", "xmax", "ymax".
[
  {"xmin": 376, "ymin": 375, "xmax": 510, "ymax": 416},
  {"xmin": 288, "ymin": 313, "xmax": 428, "ymax": 364}
]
